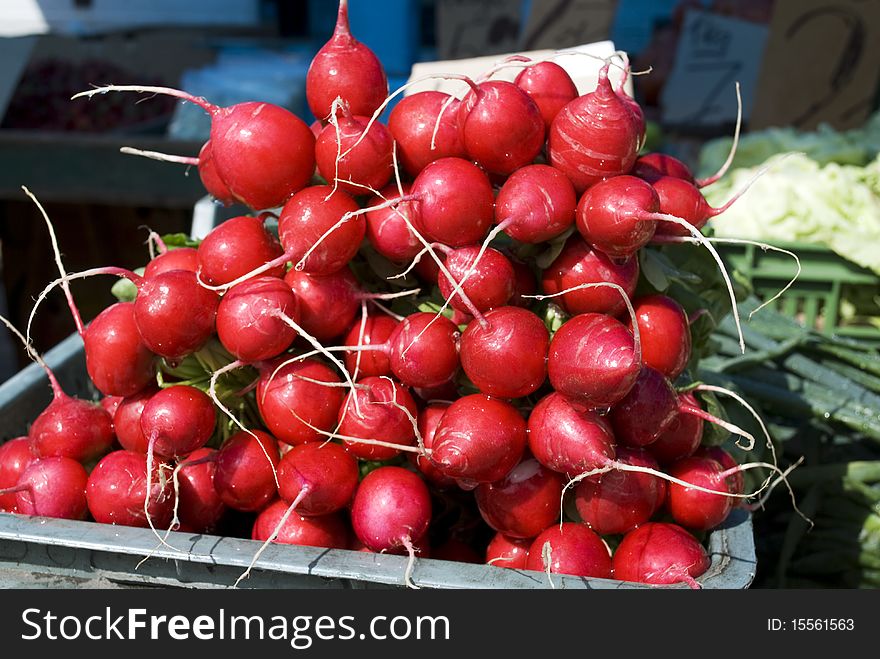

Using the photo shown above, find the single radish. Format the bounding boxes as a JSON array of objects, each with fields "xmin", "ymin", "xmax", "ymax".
[
  {"xmin": 409, "ymin": 157, "xmax": 495, "ymax": 248},
  {"xmin": 5, "ymin": 456, "xmax": 89, "ymax": 520},
  {"xmin": 350, "ymin": 466, "xmax": 432, "ymax": 561},
  {"xmin": 283, "ymin": 266, "xmax": 361, "ymax": 342},
  {"xmin": 82, "ymin": 302, "xmax": 157, "ymax": 398},
  {"xmin": 527, "ymin": 392, "xmax": 616, "ymax": 476},
  {"xmin": 143, "ymin": 246, "xmax": 200, "ymax": 280},
  {"xmin": 437, "ymin": 245, "xmax": 515, "ymax": 314},
  {"xmin": 336, "ymin": 376, "xmax": 419, "ymax": 461},
  {"xmin": 113, "ymin": 385, "xmax": 160, "ymax": 453},
  {"xmin": 486, "ymin": 533, "xmax": 531, "ymax": 569},
  {"xmin": 514, "ymin": 61, "xmax": 578, "ymax": 131},
  {"xmin": 457, "ymin": 79, "xmax": 545, "ymax": 175},
  {"xmin": 139, "ymin": 384, "xmax": 217, "ymax": 460},
  {"xmin": 197, "ymin": 214, "xmax": 284, "ymax": 287},
  {"xmin": 364, "ymin": 183, "xmax": 422, "ymax": 264},
  {"xmin": 494, "ymin": 164, "xmax": 577, "ymax": 244},
  {"xmin": 343, "ymin": 313, "xmax": 399, "ymax": 379},
  {"xmin": 213, "ymin": 429, "xmax": 281, "ymax": 512},
  {"xmin": 215, "ymin": 276, "xmax": 300, "ymax": 363},
  {"xmin": 548, "ymin": 62, "xmax": 641, "ymax": 193},
  {"xmin": 73, "ymin": 90, "xmax": 315, "ymax": 211},
  {"xmin": 0, "ymin": 438, "xmax": 37, "ymax": 513},
  {"xmin": 475, "ymin": 459, "xmax": 564, "ymax": 539},
  {"xmin": 408, "ymin": 403, "xmax": 456, "ymax": 489},
  {"xmin": 665, "ymin": 455, "xmax": 735, "ymax": 530},
  {"xmin": 459, "ymin": 306, "xmax": 549, "ymax": 399},
  {"xmin": 541, "ymin": 236, "xmax": 639, "ymax": 317},
  {"xmin": 86, "ymin": 449, "xmax": 175, "ymax": 528},
  {"xmin": 525, "ymin": 523, "xmax": 612, "ymax": 579},
  {"xmin": 252, "ymin": 499, "xmax": 351, "ymax": 549},
  {"xmin": 175, "ymin": 447, "xmax": 227, "ymax": 533},
  {"xmin": 632, "ymin": 152, "xmax": 695, "ymax": 185},
  {"xmin": 650, "ymin": 175, "xmax": 744, "ymax": 237},
  {"xmin": 695, "ymin": 445, "xmax": 745, "ymax": 498},
  {"xmin": 315, "ymin": 108, "xmax": 393, "ymax": 196},
  {"xmin": 631, "ymin": 294, "xmax": 691, "ymax": 380},
  {"xmin": 276, "ymin": 442, "xmax": 359, "ymax": 516},
  {"xmin": 387, "ymin": 312, "xmax": 461, "ymax": 389},
  {"xmin": 547, "ymin": 312, "xmax": 640, "ymax": 410},
  {"xmin": 306, "ymin": 0, "xmax": 388, "ymax": 121},
  {"xmin": 430, "ymin": 394, "xmax": 527, "ymax": 486},
  {"xmin": 574, "ymin": 447, "xmax": 667, "ymax": 535},
  {"xmin": 612, "ymin": 522, "xmax": 710, "ymax": 587},
  {"xmin": 646, "ymin": 391, "xmax": 704, "ymax": 466},
  {"xmin": 255, "ymin": 357, "xmax": 346, "ymax": 447},
  {"xmin": 387, "ymin": 91, "xmax": 466, "ymax": 178}
]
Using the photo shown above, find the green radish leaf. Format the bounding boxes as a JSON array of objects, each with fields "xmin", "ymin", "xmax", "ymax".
[
  {"xmin": 160, "ymin": 233, "xmax": 201, "ymax": 249},
  {"xmin": 110, "ymin": 268, "xmax": 143, "ymax": 302},
  {"xmin": 535, "ymin": 226, "xmax": 575, "ymax": 269},
  {"xmin": 639, "ymin": 248, "xmax": 670, "ymax": 292}
]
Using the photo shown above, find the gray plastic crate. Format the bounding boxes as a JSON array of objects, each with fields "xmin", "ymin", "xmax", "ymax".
[{"xmin": 0, "ymin": 334, "xmax": 757, "ymax": 589}]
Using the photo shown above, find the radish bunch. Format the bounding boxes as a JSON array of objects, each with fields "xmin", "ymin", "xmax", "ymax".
[{"xmin": 1, "ymin": 1, "xmax": 791, "ymax": 590}]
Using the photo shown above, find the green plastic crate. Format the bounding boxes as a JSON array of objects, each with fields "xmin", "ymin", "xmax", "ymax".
[{"xmin": 717, "ymin": 241, "xmax": 880, "ymax": 343}]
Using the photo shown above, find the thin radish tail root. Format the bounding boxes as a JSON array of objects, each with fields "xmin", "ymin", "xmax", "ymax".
[
  {"xmin": 119, "ymin": 146, "xmax": 200, "ymax": 167},
  {"xmin": 696, "ymin": 82, "xmax": 742, "ymax": 189},
  {"xmin": 234, "ymin": 487, "xmax": 309, "ymax": 588},
  {"xmin": 145, "ymin": 230, "xmax": 169, "ymax": 260},
  {"xmin": 521, "ymin": 281, "xmax": 642, "ymax": 365},
  {"xmin": 71, "ymin": 84, "xmax": 216, "ymax": 115},
  {"xmin": 400, "ymin": 536, "xmax": 420, "ymax": 590},
  {"xmin": 289, "ymin": 408, "xmax": 429, "ymax": 457},
  {"xmin": 22, "ymin": 186, "xmax": 85, "ymax": 336},
  {"xmin": 195, "ymin": 250, "xmax": 290, "ymax": 293},
  {"xmin": 642, "ymin": 211, "xmax": 744, "ymax": 354},
  {"xmin": 678, "ymin": 403, "xmax": 756, "ymax": 452},
  {"xmin": 541, "ymin": 541, "xmax": 556, "ymax": 590},
  {"xmin": 374, "ymin": 374, "xmax": 427, "ymax": 454},
  {"xmin": 142, "ymin": 433, "xmax": 180, "ymax": 558},
  {"xmin": 352, "ymin": 300, "xmax": 369, "ymax": 381},
  {"xmin": 0, "ymin": 312, "xmax": 66, "ymax": 400},
  {"xmin": 705, "ymin": 154, "xmax": 787, "ymax": 220},
  {"xmin": 324, "ymin": 96, "xmax": 347, "ymax": 200}
]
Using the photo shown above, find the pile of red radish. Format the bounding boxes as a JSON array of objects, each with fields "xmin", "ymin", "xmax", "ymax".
[{"xmin": 0, "ymin": 0, "xmax": 786, "ymax": 590}]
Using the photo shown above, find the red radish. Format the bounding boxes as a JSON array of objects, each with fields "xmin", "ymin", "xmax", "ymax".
[
  {"xmin": 541, "ymin": 236, "xmax": 639, "ymax": 317},
  {"xmin": 525, "ymin": 523, "xmax": 612, "ymax": 579},
  {"xmin": 113, "ymin": 385, "xmax": 160, "ymax": 453},
  {"xmin": 574, "ymin": 447, "xmax": 667, "ymax": 535},
  {"xmin": 343, "ymin": 313, "xmax": 399, "ymax": 379},
  {"xmin": 195, "ymin": 140, "xmax": 236, "ymax": 205},
  {"xmin": 213, "ymin": 429, "xmax": 280, "ymax": 512},
  {"xmin": 256, "ymin": 357, "xmax": 345, "ymax": 447},
  {"xmin": 475, "ymin": 459, "xmax": 564, "ymax": 539},
  {"xmin": 437, "ymin": 245, "xmax": 515, "ymax": 314},
  {"xmin": 430, "ymin": 394, "xmax": 527, "ymax": 486},
  {"xmin": 315, "ymin": 108, "xmax": 393, "ymax": 196},
  {"xmin": 283, "ymin": 266, "xmax": 360, "ymax": 342},
  {"xmin": 631, "ymin": 294, "xmax": 691, "ymax": 380},
  {"xmin": 575, "ymin": 174, "xmax": 658, "ymax": 259},
  {"xmin": 387, "ymin": 91, "xmax": 466, "ymax": 178},
  {"xmin": 276, "ymin": 442, "xmax": 359, "ymax": 516},
  {"xmin": 252, "ymin": 499, "xmax": 350, "ymax": 549},
  {"xmin": 409, "ymin": 157, "xmax": 494, "ymax": 248},
  {"xmin": 494, "ymin": 164, "xmax": 577, "ymax": 244},
  {"xmin": 547, "ymin": 312, "xmax": 640, "ymax": 409},
  {"xmin": 215, "ymin": 276, "xmax": 300, "ymax": 363},
  {"xmin": 140, "ymin": 385, "xmax": 217, "ymax": 460},
  {"xmin": 646, "ymin": 391, "xmax": 704, "ymax": 466},
  {"xmin": 86, "ymin": 449, "xmax": 175, "ymax": 528},
  {"xmin": 457, "ymin": 80, "xmax": 545, "ymax": 175},
  {"xmin": 408, "ymin": 403, "xmax": 455, "ymax": 488},
  {"xmin": 134, "ymin": 268, "xmax": 220, "ymax": 362},
  {"xmin": 6, "ymin": 456, "xmax": 88, "ymax": 520},
  {"xmin": 0, "ymin": 437, "xmax": 37, "ymax": 513},
  {"xmin": 486, "ymin": 533, "xmax": 530, "ymax": 569},
  {"xmin": 143, "ymin": 246, "xmax": 200, "ymax": 280},
  {"xmin": 514, "ymin": 61, "xmax": 578, "ymax": 131},
  {"xmin": 336, "ymin": 376, "xmax": 419, "ymax": 461},
  {"xmin": 527, "ymin": 392, "xmax": 616, "ymax": 475},
  {"xmin": 609, "ymin": 366, "xmax": 680, "ymax": 448},
  {"xmin": 548, "ymin": 62, "xmax": 641, "ymax": 193},
  {"xmin": 278, "ymin": 185, "xmax": 365, "ymax": 275},
  {"xmin": 632, "ymin": 152, "xmax": 695, "ymax": 185},
  {"xmin": 350, "ymin": 466, "xmax": 432, "ymax": 557},
  {"xmin": 83, "ymin": 302, "xmax": 156, "ymax": 397},
  {"xmin": 74, "ymin": 90, "xmax": 316, "ymax": 211},
  {"xmin": 100, "ymin": 395, "xmax": 123, "ymax": 419},
  {"xmin": 651, "ymin": 175, "xmax": 741, "ymax": 237},
  {"xmin": 364, "ymin": 183, "xmax": 422, "ymax": 263},
  {"xmin": 175, "ymin": 447, "xmax": 227, "ymax": 533},
  {"xmin": 306, "ymin": 0, "xmax": 388, "ymax": 121},
  {"xmin": 666, "ymin": 455, "xmax": 734, "ymax": 530},
  {"xmin": 695, "ymin": 445, "xmax": 745, "ymax": 497},
  {"xmin": 459, "ymin": 306, "xmax": 548, "ymax": 399},
  {"xmin": 387, "ymin": 312, "xmax": 461, "ymax": 389},
  {"xmin": 197, "ymin": 214, "xmax": 284, "ymax": 287},
  {"xmin": 612, "ymin": 522, "xmax": 710, "ymax": 587}
]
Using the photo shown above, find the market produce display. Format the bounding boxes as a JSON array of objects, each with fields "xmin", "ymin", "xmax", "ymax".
[{"xmin": 0, "ymin": 0, "xmax": 800, "ymax": 589}]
